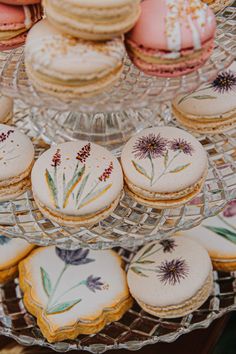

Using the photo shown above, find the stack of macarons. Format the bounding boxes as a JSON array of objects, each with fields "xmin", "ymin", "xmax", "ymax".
[
  {"xmin": 0, "ymin": 0, "xmax": 42, "ymax": 51},
  {"xmin": 24, "ymin": 0, "xmax": 142, "ymax": 98}
]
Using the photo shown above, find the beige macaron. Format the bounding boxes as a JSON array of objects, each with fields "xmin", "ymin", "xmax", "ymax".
[
  {"xmin": 121, "ymin": 126, "xmax": 208, "ymax": 209},
  {"xmin": 44, "ymin": 0, "xmax": 141, "ymax": 40},
  {"xmin": 25, "ymin": 19, "xmax": 126, "ymax": 99},
  {"xmin": 0, "ymin": 95, "xmax": 13, "ymax": 124},
  {"xmin": 172, "ymin": 61, "xmax": 236, "ymax": 134},
  {"xmin": 31, "ymin": 141, "xmax": 123, "ymax": 227},
  {"xmin": 128, "ymin": 237, "xmax": 213, "ymax": 318},
  {"xmin": 0, "ymin": 124, "xmax": 34, "ymax": 202}
]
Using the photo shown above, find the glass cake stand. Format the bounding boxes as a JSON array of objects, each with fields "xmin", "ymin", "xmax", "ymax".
[
  {"xmin": 0, "ymin": 247, "xmax": 236, "ymax": 354},
  {"xmin": 0, "ymin": 6, "xmax": 235, "ymax": 148}
]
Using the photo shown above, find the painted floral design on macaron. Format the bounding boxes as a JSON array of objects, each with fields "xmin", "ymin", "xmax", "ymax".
[
  {"xmin": 121, "ymin": 127, "xmax": 208, "ymax": 209},
  {"xmin": 31, "ymin": 141, "xmax": 123, "ymax": 227},
  {"xmin": 0, "ymin": 124, "xmax": 34, "ymax": 202},
  {"xmin": 128, "ymin": 236, "xmax": 213, "ymax": 318},
  {"xmin": 19, "ymin": 246, "xmax": 132, "ymax": 342},
  {"xmin": 172, "ymin": 61, "xmax": 236, "ymax": 134}
]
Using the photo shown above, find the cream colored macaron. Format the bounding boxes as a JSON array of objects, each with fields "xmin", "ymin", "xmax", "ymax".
[
  {"xmin": 25, "ymin": 19, "xmax": 126, "ymax": 99},
  {"xmin": 44, "ymin": 0, "xmax": 141, "ymax": 40},
  {"xmin": 172, "ymin": 61, "xmax": 236, "ymax": 134},
  {"xmin": 128, "ymin": 237, "xmax": 213, "ymax": 318},
  {"xmin": 0, "ymin": 124, "xmax": 35, "ymax": 202},
  {"xmin": 121, "ymin": 127, "xmax": 208, "ymax": 209},
  {"xmin": 31, "ymin": 141, "xmax": 123, "ymax": 227},
  {"xmin": 0, "ymin": 95, "xmax": 13, "ymax": 124}
]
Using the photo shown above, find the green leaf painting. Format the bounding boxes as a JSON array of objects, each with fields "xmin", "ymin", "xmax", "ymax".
[
  {"xmin": 45, "ymin": 169, "xmax": 58, "ymax": 208},
  {"xmin": 130, "ymin": 267, "xmax": 148, "ymax": 277},
  {"xmin": 169, "ymin": 163, "xmax": 191, "ymax": 173},
  {"xmin": 132, "ymin": 160, "xmax": 151, "ymax": 180},
  {"xmin": 40, "ymin": 267, "xmax": 52, "ymax": 298},
  {"xmin": 47, "ymin": 299, "xmax": 82, "ymax": 315},
  {"xmin": 191, "ymin": 95, "xmax": 217, "ymax": 100},
  {"xmin": 204, "ymin": 226, "xmax": 236, "ymax": 244},
  {"xmin": 63, "ymin": 165, "xmax": 85, "ymax": 208}
]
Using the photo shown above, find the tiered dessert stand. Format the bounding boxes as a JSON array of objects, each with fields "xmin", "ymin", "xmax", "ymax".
[{"xmin": 0, "ymin": 3, "xmax": 236, "ymax": 353}]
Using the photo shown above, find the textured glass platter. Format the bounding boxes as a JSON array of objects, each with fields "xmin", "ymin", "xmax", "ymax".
[
  {"xmin": 0, "ymin": 247, "xmax": 236, "ymax": 353},
  {"xmin": 0, "ymin": 6, "xmax": 235, "ymax": 112},
  {"xmin": 0, "ymin": 103, "xmax": 234, "ymax": 250}
]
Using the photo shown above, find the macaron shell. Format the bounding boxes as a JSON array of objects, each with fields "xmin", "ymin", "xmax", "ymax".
[
  {"xmin": 0, "ymin": 3, "xmax": 26, "ymax": 28},
  {"xmin": 128, "ymin": 0, "xmax": 216, "ymax": 51},
  {"xmin": 25, "ymin": 19, "xmax": 125, "ymax": 80},
  {"xmin": 173, "ymin": 61, "xmax": 236, "ymax": 116},
  {"xmin": 121, "ymin": 127, "xmax": 208, "ymax": 194},
  {"xmin": 0, "ymin": 96, "xmax": 13, "ymax": 123},
  {"xmin": 127, "ymin": 237, "xmax": 212, "ymax": 308},
  {"xmin": 31, "ymin": 141, "xmax": 123, "ymax": 217},
  {"xmin": 0, "ymin": 124, "xmax": 34, "ymax": 180}
]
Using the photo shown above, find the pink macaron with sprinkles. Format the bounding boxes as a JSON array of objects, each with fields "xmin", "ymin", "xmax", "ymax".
[
  {"xmin": 125, "ymin": 0, "xmax": 216, "ymax": 77},
  {"xmin": 0, "ymin": 3, "xmax": 42, "ymax": 51}
]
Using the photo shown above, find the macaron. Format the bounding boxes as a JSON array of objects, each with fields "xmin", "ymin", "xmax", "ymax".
[
  {"xmin": 0, "ymin": 95, "xmax": 13, "ymax": 124},
  {"xmin": 25, "ymin": 19, "xmax": 125, "ymax": 99},
  {"xmin": 179, "ymin": 199, "xmax": 236, "ymax": 271},
  {"xmin": 201, "ymin": 0, "xmax": 234, "ymax": 12},
  {"xmin": 31, "ymin": 141, "xmax": 123, "ymax": 227},
  {"xmin": 44, "ymin": 0, "xmax": 141, "ymax": 41},
  {"xmin": 1, "ymin": 0, "xmax": 41, "ymax": 5},
  {"xmin": 125, "ymin": 0, "xmax": 216, "ymax": 77},
  {"xmin": 121, "ymin": 127, "xmax": 208, "ymax": 209},
  {"xmin": 0, "ymin": 124, "xmax": 35, "ymax": 201},
  {"xmin": 0, "ymin": 235, "xmax": 34, "ymax": 284},
  {"xmin": 172, "ymin": 61, "xmax": 236, "ymax": 134},
  {"xmin": 0, "ymin": 3, "xmax": 42, "ymax": 51},
  {"xmin": 128, "ymin": 236, "xmax": 213, "ymax": 318}
]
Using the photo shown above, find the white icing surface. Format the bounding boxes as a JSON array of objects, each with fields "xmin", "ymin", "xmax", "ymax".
[
  {"xmin": 128, "ymin": 237, "xmax": 212, "ymax": 307},
  {"xmin": 180, "ymin": 202, "xmax": 236, "ymax": 257},
  {"xmin": 31, "ymin": 141, "xmax": 123, "ymax": 216},
  {"xmin": 0, "ymin": 95, "xmax": 13, "ymax": 122},
  {"xmin": 121, "ymin": 127, "xmax": 208, "ymax": 193},
  {"xmin": 24, "ymin": 247, "xmax": 129, "ymax": 325},
  {"xmin": 0, "ymin": 124, "xmax": 34, "ymax": 180},
  {"xmin": 0, "ymin": 236, "xmax": 33, "ymax": 270},
  {"xmin": 25, "ymin": 20, "xmax": 125, "ymax": 81},
  {"xmin": 173, "ymin": 61, "xmax": 236, "ymax": 116}
]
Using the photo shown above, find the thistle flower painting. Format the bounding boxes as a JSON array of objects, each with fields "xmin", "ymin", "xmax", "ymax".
[
  {"xmin": 132, "ymin": 134, "xmax": 193, "ymax": 186},
  {"xmin": 45, "ymin": 144, "xmax": 114, "ymax": 211},
  {"xmin": 40, "ymin": 248, "xmax": 105, "ymax": 315}
]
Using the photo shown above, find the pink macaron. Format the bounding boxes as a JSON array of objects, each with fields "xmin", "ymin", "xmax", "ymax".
[
  {"xmin": 1, "ymin": 0, "xmax": 40, "ymax": 4},
  {"xmin": 0, "ymin": 3, "xmax": 42, "ymax": 51},
  {"xmin": 125, "ymin": 0, "xmax": 216, "ymax": 78}
]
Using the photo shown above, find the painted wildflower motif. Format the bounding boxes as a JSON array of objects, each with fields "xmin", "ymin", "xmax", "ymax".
[
  {"xmin": 0, "ymin": 235, "xmax": 11, "ymax": 245},
  {"xmin": 204, "ymin": 199, "xmax": 236, "ymax": 245},
  {"xmin": 132, "ymin": 134, "xmax": 193, "ymax": 186},
  {"xmin": 178, "ymin": 70, "xmax": 236, "ymax": 104},
  {"xmin": 45, "ymin": 144, "xmax": 114, "ymax": 211},
  {"xmin": 40, "ymin": 248, "xmax": 105, "ymax": 315},
  {"xmin": 157, "ymin": 258, "xmax": 189, "ymax": 286}
]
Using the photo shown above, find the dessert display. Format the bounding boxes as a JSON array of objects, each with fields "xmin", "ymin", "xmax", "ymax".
[
  {"xmin": 125, "ymin": 0, "xmax": 216, "ymax": 77},
  {"xmin": 19, "ymin": 246, "xmax": 132, "ymax": 342},
  {"xmin": 0, "ymin": 95, "xmax": 13, "ymax": 124},
  {"xmin": 31, "ymin": 141, "xmax": 123, "ymax": 226},
  {"xmin": 121, "ymin": 127, "xmax": 208, "ymax": 208},
  {"xmin": 127, "ymin": 237, "xmax": 213, "ymax": 318},
  {"xmin": 0, "ymin": 124, "xmax": 34, "ymax": 201},
  {"xmin": 24, "ymin": 20, "xmax": 126, "ymax": 99},
  {"xmin": 0, "ymin": 3, "xmax": 42, "ymax": 51},
  {"xmin": 44, "ymin": 0, "xmax": 141, "ymax": 40},
  {"xmin": 172, "ymin": 61, "xmax": 236, "ymax": 134},
  {"xmin": 0, "ymin": 234, "xmax": 34, "ymax": 284},
  {"xmin": 179, "ymin": 200, "xmax": 236, "ymax": 271},
  {"xmin": 0, "ymin": 0, "xmax": 235, "ymax": 350}
]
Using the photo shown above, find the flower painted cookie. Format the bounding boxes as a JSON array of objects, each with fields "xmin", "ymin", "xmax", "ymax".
[
  {"xmin": 127, "ymin": 236, "xmax": 213, "ymax": 318},
  {"xmin": 0, "ymin": 235, "xmax": 34, "ymax": 284},
  {"xmin": 31, "ymin": 141, "xmax": 123, "ymax": 226},
  {"xmin": 172, "ymin": 61, "xmax": 236, "ymax": 134},
  {"xmin": 121, "ymin": 127, "xmax": 208, "ymax": 208},
  {"xmin": 179, "ymin": 199, "xmax": 236, "ymax": 271},
  {"xmin": 19, "ymin": 247, "xmax": 132, "ymax": 342}
]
